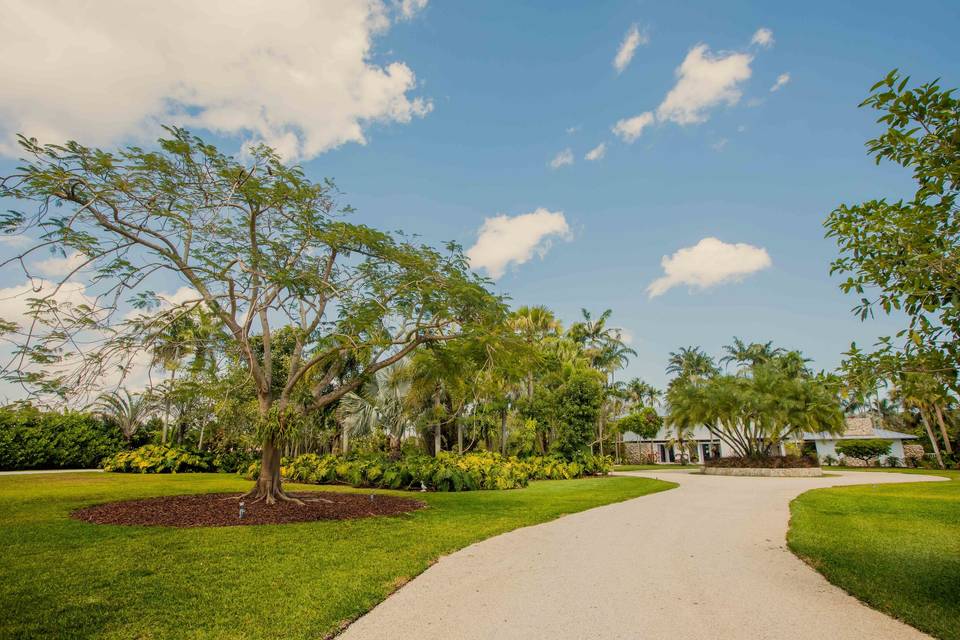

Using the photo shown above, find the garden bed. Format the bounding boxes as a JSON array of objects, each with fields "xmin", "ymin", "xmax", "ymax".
[
  {"xmin": 702, "ymin": 455, "xmax": 822, "ymax": 477},
  {"xmin": 71, "ymin": 491, "xmax": 425, "ymax": 527}
]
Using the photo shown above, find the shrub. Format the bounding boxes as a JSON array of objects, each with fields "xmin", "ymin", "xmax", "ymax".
[
  {"xmin": 704, "ymin": 455, "xmax": 819, "ymax": 469},
  {"xmin": 247, "ymin": 451, "xmax": 612, "ymax": 492},
  {"xmin": 0, "ymin": 404, "xmax": 125, "ymax": 470},
  {"xmin": 885, "ymin": 455, "xmax": 902, "ymax": 468},
  {"xmin": 101, "ymin": 444, "xmax": 210, "ymax": 473},
  {"xmin": 836, "ymin": 439, "xmax": 892, "ymax": 465},
  {"xmin": 821, "ymin": 454, "xmax": 838, "ymax": 467}
]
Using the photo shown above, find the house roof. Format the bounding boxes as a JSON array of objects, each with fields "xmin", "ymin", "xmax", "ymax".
[
  {"xmin": 803, "ymin": 416, "xmax": 916, "ymax": 441},
  {"xmin": 803, "ymin": 427, "xmax": 917, "ymax": 441}
]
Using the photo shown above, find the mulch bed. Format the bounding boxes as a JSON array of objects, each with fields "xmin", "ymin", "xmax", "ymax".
[{"xmin": 71, "ymin": 491, "xmax": 425, "ymax": 528}]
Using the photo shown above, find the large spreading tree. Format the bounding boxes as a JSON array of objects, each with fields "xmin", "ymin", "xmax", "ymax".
[{"xmin": 0, "ymin": 128, "xmax": 503, "ymax": 503}]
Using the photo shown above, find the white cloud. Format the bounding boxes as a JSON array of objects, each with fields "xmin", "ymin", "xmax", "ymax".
[
  {"xmin": 646, "ymin": 237, "xmax": 771, "ymax": 298},
  {"xmin": 550, "ymin": 148, "xmax": 574, "ymax": 169},
  {"xmin": 614, "ymin": 327, "xmax": 634, "ymax": 345},
  {"xmin": 751, "ymin": 28, "xmax": 774, "ymax": 48},
  {"xmin": 32, "ymin": 251, "xmax": 87, "ymax": 278},
  {"xmin": 770, "ymin": 72, "xmax": 791, "ymax": 92},
  {"xmin": 566, "ymin": 125, "xmax": 580, "ymax": 134},
  {"xmin": 395, "ymin": 0, "xmax": 428, "ymax": 19},
  {"xmin": 613, "ymin": 24, "xmax": 648, "ymax": 74},
  {"xmin": 612, "ymin": 111, "xmax": 655, "ymax": 143},
  {"xmin": 0, "ymin": 279, "xmax": 98, "ymax": 331},
  {"xmin": 585, "ymin": 143, "xmax": 607, "ymax": 161},
  {"xmin": 711, "ymin": 138, "xmax": 729, "ymax": 151},
  {"xmin": 0, "ymin": 0, "xmax": 431, "ymax": 160},
  {"xmin": 467, "ymin": 209, "xmax": 572, "ymax": 279},
  {"xmin": 656, "ymin": 44, "xmax": 753, "ymax": 125}
]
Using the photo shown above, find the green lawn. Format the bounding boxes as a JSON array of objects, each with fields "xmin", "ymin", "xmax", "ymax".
[
  {"xmin": 613, "ymin": 464, "xmax": 699, "ymax": 471},
  {"xmin": 0, "ymin": 472, "xmax": 673, "ymax": 640},
  {"xmin": 788, "ymin": 468, "xmax": 960, "ymax": 640}
]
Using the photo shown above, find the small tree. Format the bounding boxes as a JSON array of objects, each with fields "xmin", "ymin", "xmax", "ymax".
[
  {"xmin": 836, "ymin": 439, "xmax": 892, "ymax": 465},
  {"xmin": 614, "ymin": 407, "xmax": 662, "ymax": 440}
]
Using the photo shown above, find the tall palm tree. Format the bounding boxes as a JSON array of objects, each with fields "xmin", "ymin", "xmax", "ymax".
[
  {"xmin": 626, "ymin": 378, "xmax": 660, "ymax": 407},
  {"xmin": 89, "ymin": 389, "xmax": 159, "ymax": 441}
]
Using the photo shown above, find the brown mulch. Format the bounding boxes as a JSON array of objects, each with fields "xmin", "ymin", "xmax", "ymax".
[{"xmin": 71, "ymin": 491, "xmax": 426, "ymax": 528}]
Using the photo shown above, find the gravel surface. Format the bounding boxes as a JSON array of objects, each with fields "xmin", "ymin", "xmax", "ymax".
[
  {"xmin": 72, "ymin": 491, "xmax": 424, "ymax": 527},
  {"xmin": 340, "ymin": 470, "xmax": 944, "ymax": 640}
]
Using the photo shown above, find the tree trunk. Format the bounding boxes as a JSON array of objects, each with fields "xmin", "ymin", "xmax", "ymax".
[
  {"xmin": 342, "ymin": 424, "xmax": 350, "ymax": 455},
  {"xmin": 919, "ymin": 407, "xmax": 945, "ymax": 469},
  {"xmin": 457, "ymin": 419, "xmax": 463, "ymax": 454},
  {"xmin": 197, "ymin": 422, "xmax": 205, "ymax": 451},
  {"xmin": 433, "ymin": 392, "xmax": 442, "ymax": 456},
  {"xmin": 242, "ymin": 395, "xmax": 301, "ymax": 505},
  {"xmin": 933, "ymin": 404, "xmax": 953, "ymax": 454},
  {"xmin": 500, "ymin": 409, "xmax": 508, "ymax": 455}
]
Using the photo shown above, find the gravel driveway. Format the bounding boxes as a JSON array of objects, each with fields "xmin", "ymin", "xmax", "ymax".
[{"xmin": 340, "ymin": 469, "xmax": 944, "ymax": 639}]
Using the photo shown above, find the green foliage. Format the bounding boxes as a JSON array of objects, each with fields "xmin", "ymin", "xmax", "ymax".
[
  {"xmin": 836, "ymin": 438, "xmax": 893, "ymax": 464},
  {"xmin": 550, "ymin": 369, "xmax": 605, "ymax": 457},
  {"xmin": 614, "ymin": 407, "xmax": 662, "ymax": 439},
  {"xmin": 825, "ymin": 71, "xmax": 960, "ymax": 362},
  {"xmin": 0, "ymin": 404, "xmax": 125, "ymax": 470},
  {"xmin": 101, "ymin": 444, "xmax": 210, "ymax": 473},
  {"xmin": 247, "ymin": 451, "xmax": 613, "ymax": 492}
]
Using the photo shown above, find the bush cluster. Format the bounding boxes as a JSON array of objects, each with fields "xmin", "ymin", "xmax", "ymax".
[
  {"xmin": 246, "ymin": 451, "xmax": 613, "ymax": 492},
  {"xmin": 101, "ymin": 444, "xmax": 210, "ymax": 473},
  {"xmin": 0, "ymin": 405, "xmax": 125, "ymax": 471},
  {"xmin": 704, "ymin": 455, "xmax": 819, "ymax": 469}
]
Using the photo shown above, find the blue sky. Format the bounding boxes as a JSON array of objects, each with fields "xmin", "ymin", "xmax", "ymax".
[{"xmin": 0, "ymin": 0, "xmax": 958, "ymax": 393}]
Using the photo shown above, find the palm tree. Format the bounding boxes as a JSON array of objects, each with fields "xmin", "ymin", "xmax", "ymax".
[
  {"xmin": 509, "ymin": 305, "xmax": 560, "ymax": 398},
  {"xmin": 626, "ymin": 378, "xmax": 660, "ymax": 407},
  {"xmin": 89, "ymin": 389, "xmax": 159, "ymax": 441},
  {"xmin": 892, "ymin": 371, "xmax": 947, "ymax": 468},
  {"xmin": 338, "ymin": 360, "xmax": 411, "ymax": 455},
  {"xmin": 719, "ymin": 337, "xmax": 785, "ymax": 371},
  {"xmin": 666, "ymin": 346, "xmax": 718, "ymax": 383}
]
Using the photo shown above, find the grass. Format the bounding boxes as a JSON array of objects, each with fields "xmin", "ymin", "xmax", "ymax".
[
  {"xmin": 0, "ymin": 471, "xmax": 673, "ymax": 640},
  {"xmin": 788, "ymin": 467, "xmax": 960, "ymax": 640},
  {"xmin": 613, "ymin": 463, "xmax": 698, "ymax": 471}
]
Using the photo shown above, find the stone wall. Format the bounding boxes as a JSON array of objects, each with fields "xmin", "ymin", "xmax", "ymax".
[
  {"xmin": 703, "ymin": 466, "xmax": 824, "ymax": 477},
  {"xmin": 903, "ymin": 444, "xmax": 925, "ymax": 462},
  {"xmin": 623, "ymin": 442, "xmax": 658, "ymax": 464}
]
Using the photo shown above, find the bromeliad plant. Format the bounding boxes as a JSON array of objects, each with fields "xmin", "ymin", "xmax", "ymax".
[{"xmin": 245, "ymin": 451, "xmax": 613, "ymax": 492}]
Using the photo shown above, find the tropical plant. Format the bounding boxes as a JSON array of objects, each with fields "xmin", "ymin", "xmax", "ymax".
[
  {"xmin": 836, "ymin": 439, "xmax": 892, "ymax": 465},
  {"xmin": 88, "ymin": 390, "xmax": 159, "ymax": 442}
]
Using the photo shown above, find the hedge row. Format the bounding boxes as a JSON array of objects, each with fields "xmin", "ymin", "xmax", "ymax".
[{"xmin": 0, "ymin": 406, "xmax": 125, "ymax": 471}]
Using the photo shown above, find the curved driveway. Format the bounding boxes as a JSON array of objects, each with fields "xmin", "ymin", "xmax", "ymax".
[{"xmin": 341, "ymin": 470, "xmax": 944, "ymax": 640}]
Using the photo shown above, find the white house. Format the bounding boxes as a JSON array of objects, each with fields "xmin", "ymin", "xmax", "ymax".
[{"xmin": 622, "ymin": 415, "xmax": 919, "ymax": 466}]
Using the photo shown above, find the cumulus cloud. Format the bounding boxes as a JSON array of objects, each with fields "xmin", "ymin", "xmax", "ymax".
[
  {"xmin": 770, "ymin": 72, "xmax": 791, "ymax": 92},
  {"xmin": 751, "ymin": 28, "xmax": 774, "ymax": 48},
  {"xmin": 550, "ymin": 148, "xmax": 574, "ymax": 169},
  {"xmin": 32, "ymin": 252, "xmax": 87, "ymax": 278},
  {"xmin": 585, "ymin": 143, "xmax": 607, "ymax": 161},
  {"xmin": 467, "ymin": 209, "xmax": 572, "ymax": 279},
  {"xmin": 646, "ymin": 237, "xmax": 771, "ymax": 298},
  {"xmin": 0, "ymin": 0, "xmax": 431, "ymax": 160},
  {"xmin": 656, "ymin": 44, "xmax": 753, "ymax": 125},
  {"xmin": 613, "ymin": 24, "xmax": 648, "ymax": 74},
  {"xmin": 612, "ymin": 111, "xmax": 655, "ymax": 143}
]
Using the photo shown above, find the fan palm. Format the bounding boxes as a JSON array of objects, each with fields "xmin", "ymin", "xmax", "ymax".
[{"xmin": 89, "ymin": 389, "xmax": 159, "ymax": 441}]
